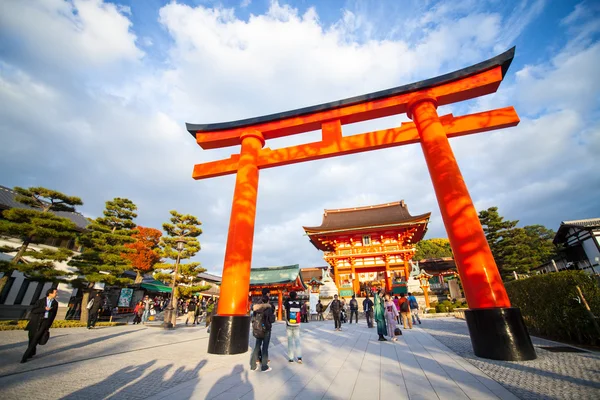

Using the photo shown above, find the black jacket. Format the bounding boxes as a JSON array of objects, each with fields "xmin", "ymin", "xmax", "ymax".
[
  {"xmin": 349, "ymin": 299, "xmax": 358, "ymax": 311},
  {"xmin": 253, "ymin": 302, "xmax": 275, "ymax": 331},
  {"xmin": 330, "ymin": 299, "xmax": 342, "ymax": 313},
  {"xmin": 26, "ymin": 297, "xmax": 58, "ymax": 332}
]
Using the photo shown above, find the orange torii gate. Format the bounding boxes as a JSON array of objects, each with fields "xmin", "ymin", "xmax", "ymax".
[{"xmin": 188, "ymin": 47, "xmax": 536, "ymax": 361}]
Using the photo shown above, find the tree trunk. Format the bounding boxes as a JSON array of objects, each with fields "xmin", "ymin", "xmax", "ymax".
[
  {"xmin": 171, "ymin": 288, "xmax": 178, "ymax": 327},
  {"xmin": 134, "ymin": 271, "xmax": 143, "ymax": 284},
  {"xmin": 79, "ymin": 283, "xmax": 94, "ymax": 323},
  {"xmin": 12, "ymin": 237, "xmax": 32, "ymax": 264},
  {"xmin": 0, "ymin": 275, "xmax": 10, "ymax": 297}
]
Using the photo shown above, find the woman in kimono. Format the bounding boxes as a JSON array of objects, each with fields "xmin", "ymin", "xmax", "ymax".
[
  {"xmin": 384, "ymin": 293, "xmax": 399, "ymax": 341},
  {"xmin": 374, "ymin": 290, "xmax": 388, "ymax": 341}
]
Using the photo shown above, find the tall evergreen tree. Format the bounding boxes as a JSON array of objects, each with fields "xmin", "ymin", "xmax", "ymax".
[
  {"xmin": 478, "ymin": 207, "xmax": 557, "ymax": 279},
  {"xmin": 414, "ymin": 238, "xmax": 453, "ymax": 261},
  {"xmin": 154, "ymin": 211, "xmax": 209, "ymax": 326},
  {"xmin": 0, "ymin": 186, "xmax": 83, "ymax": 293},
  {"xmin": 69, "ymin": 198, "xmax": 138, "ymax": 322}
]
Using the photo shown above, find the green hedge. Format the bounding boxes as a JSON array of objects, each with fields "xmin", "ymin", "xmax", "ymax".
[
  {"xmin": 505, "ymin": 271, "xmax": 600, "ymax": 346},
  {"xmin": 430, "ymin": 299, "xmax": 468, "ymax": 313},
  {"xmin": 0, "ymin": 320, "xmax": 125, "ymax": 331}
]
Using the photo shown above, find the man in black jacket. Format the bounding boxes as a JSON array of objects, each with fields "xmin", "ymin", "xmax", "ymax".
[
  {"xmin": 250, "ymin": 294, "xmax": 275, "ymax": 372},
  {"xmin": 349, "ymin": 295, "xmax": 359, "ymax": 324},
  {"xmin": 363, "ymin": 294, "xmax": 374, "ymax": 328},
  {"xmin": 21, "ymin": 288, "xmax": 58, "ymax": 363},
  {"xmin": 330, "ymin": 294, "xmax": 342, "ymax": 331}
]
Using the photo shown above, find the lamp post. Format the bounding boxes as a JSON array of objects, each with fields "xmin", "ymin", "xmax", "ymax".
[
  {"xmin": 162, "ymin": 238, "xmax": 186, "ymax": 329},
  {"xmin": 416, "ymin": 271, "xmax": 432, "ymax": 309}
]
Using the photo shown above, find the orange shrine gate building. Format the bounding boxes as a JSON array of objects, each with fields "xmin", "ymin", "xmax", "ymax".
[{"xmin": 303, "ymin": 201, "xmax": 429, "ymax": 297}]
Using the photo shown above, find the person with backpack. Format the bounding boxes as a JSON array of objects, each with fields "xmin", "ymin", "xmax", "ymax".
[
  {"xmin": 408, "ymin": 292, "xmax": 422, "ymax": 325},
  {"xmin": 185, "ymin": 299, "xmax": 197, "ymax": 325},
  {"xmin": 284, "ymin": 291, "xmax": 303, "ymax": 364},
  {"xmin": 363, "ymin": 294, "xmax": 374, "ymax": 328},
  {"xmin": 349, "ymin": 295, "xmax": 359, "ymax": 324},
  {"xmin": 330, "ymin": 294, "xmax": 342, "ymax": 331},
  {"xmin": 398, "ymin": 293, "xmax": 413, "ymax": 329},
  {"xmin": 250, "ymin": 293, "xmax": 275, "ymax": 372}
]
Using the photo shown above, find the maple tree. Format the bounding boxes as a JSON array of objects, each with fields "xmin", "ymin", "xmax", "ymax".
[{"xmin": 123, "ymin": 226, "xmax": 162, "ymax": 283}]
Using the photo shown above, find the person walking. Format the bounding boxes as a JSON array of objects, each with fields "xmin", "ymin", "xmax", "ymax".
[
  {"xmin": 340, "ymin": 298, "xmax": 347, "ymax": 323},
  {"xmin": 21, "ymin": 288, "xmax": 58, "ymax": 363},
  {"xmin": 250, "ymin": 293, "xmax": 275, "ymax": 372},
  {"xmin": 393, "ymin": 295, "xmax": 401, "ymax": 323},
  {"xmin": 133, "ymin": 301, "xmax": 144, "ymax": 324},
  {"xmin": 194, "ymin": 297, "xmax": 202, "ymax": 325},
  {"xmin": 300, "ymin": 301, "xmax": 308, "ymax": 323},
  {"xmin": 186, "ymin": 299, "xmax": 197, "ymax": 325},
  {"xmin": 317, "ymin": 300, "xmax": 324, "ymax": 321},
  {"xmin": 87, "ymin": 292, "xmax": 103, "ymax": 329},
  {"xmin": 408, "ymin": 292, "xmax": 422, "ymax": 325},
  {"xmin": 349, "ymin": 295, "xmax": 359, "ymax": 324},
  {"xmin": 374, "ymin": 290, "xmax": 387, "ymax": 341},
  {"xmin": 363, "ymin": 294, "xmax": 374, "ymax": 328},
  {"xmin": 398, "ymin": 293, "xmax": 413, "ymax": 329},
  {"xmin": 330, "ymin": 294, "xmax": 342, "ymax": 331},
  {"xmin": 384, "ymin": 293, "xmax": 399, "ymax": 341},
  {"xmin": 284, "ymin": 291, "xmax": 303, "ymax": 364},
  {"xmin": 142, "ymin": 295, "xmax": 151, "ymax": 324}
]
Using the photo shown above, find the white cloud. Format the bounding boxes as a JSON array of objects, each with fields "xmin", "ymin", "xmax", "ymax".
[
  {"xmin": 1, "ymin": 0, "xmax": 598, "ymax": 276},
  {"xmin": 0, "ymin": 0, "xmax": 142, "ymax": 72}
]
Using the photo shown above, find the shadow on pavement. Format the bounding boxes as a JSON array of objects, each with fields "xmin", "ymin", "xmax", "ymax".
[
  {"xmin": 62, "ymin": 359, "xmax": 208, "ymax": 399},
  {"xmin": 0, "ymin": 334, "xmax": 70, "ymax": 352},
  {"xmin": 39, "ymin": 329, "xmax": 143, "ymax": 358},
  {"xmin": 205, "ymin": 364, "xmax": 254, "ymax": 399}
]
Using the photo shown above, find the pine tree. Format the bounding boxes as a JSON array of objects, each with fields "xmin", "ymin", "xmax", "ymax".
[
  {"xmin": 69, "ymin": 198, "xmax": 138, "ymax": 322},
  {"xmin": 122, "ymin": 226, "xmax": 162, "ymax": 283},
  {"xmin": 414, "ymin": 238, "xmax": 454, "ymax": 261},
  {"xmin": 0, "ymin": 186, "xmax": 83, "ymax": 293},
  {"xmin": 478, "ymin": 207, "xmax": 558, "ymax": 279},
  {"xmin": 154, "ymin": 211, "xmax": 209, "ymax": 326}
]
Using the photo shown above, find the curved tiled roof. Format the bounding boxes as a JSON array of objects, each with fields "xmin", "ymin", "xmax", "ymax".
[{"xmin": 303, "ymin": 201, "xmax": 430, "ymax": 234}]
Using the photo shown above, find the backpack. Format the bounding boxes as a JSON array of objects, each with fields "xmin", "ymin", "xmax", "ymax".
[
  {"xmin": 286, "ymin": 300, "xmax": 301, "ymax": 326},
  {"xmin": 400, "ymin": 299, "xmax": 410, "ymax": 313},
  {"xmin": 252, "ymin": 310, "xmax": 266, "ymax": 339}
]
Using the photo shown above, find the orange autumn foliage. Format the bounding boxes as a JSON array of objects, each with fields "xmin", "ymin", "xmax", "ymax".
[{"xmin": 123, "ymin": 226, "xmax": 162, "ymax": 275}]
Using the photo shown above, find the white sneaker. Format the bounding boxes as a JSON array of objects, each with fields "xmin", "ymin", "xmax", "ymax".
[{"xmin": 264, "ymin": 367, "xmax": 272, "ymax": 372}]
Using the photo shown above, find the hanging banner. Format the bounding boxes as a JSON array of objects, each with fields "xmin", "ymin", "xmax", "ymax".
[{"xmin": 118, "ymin": 288, "xmax": 134, "ymax": 307}]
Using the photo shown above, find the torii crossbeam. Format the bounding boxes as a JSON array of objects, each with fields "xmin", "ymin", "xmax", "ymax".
[{"xmin": 188, "ymin": 47, "xmax": 536, "ymax": 361}]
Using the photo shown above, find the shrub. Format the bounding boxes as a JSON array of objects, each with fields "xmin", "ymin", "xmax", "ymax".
[
  {"xmin": 505, "ymin": 271, "xmax": 600, "ymax": 346},
  {"xmin": 0, "ymin": 320, "xmax": 125, "ymax": 331}
]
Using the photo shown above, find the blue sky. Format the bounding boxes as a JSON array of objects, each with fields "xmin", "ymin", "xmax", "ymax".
[{"xmin": 1, "ymin": 0, "xmax": 599, "ymax": 275}]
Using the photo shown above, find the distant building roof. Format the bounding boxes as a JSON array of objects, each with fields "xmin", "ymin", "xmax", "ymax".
[
  {"xmin": 198, "ymin": 272, "xmax": 222, "ymax": 283},
  {"xmin": 0, "ymin": 185, "xmax": 89, "ymax": 231},
  {"xmin": 303, "ymin": 201, "xmax": 430, "ymax": 234},
  {"xmin": 249, "ymin": 264, "xmax": 307, "ymax": 291},
  {"xmin": 554, "ymin": 218, "xmax": 600, "ymax": 245},
  {"xmin": 419, "ymin": 257, "xmax": 457, "ymax": 273}
]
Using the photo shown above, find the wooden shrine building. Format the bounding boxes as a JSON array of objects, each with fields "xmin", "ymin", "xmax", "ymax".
[
  {"xmin": 303, "ymin": 201, "xmax": 430, "ymax": 297},
  {"xmin": 249, "ymin": 264, "xmax": 307, "ymax": 320}
]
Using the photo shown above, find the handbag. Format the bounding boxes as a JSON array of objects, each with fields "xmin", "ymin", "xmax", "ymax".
[
  {"xmin": 39, "ymin": 330, "xmax": 50, "ymax": 345},
  {"xmin": 86, "ymin": 299, "xmax": 94, "ymax": 310}
]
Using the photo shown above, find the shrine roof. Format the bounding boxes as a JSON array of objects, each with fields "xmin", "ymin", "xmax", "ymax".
[
  {"xmin": 303, "ymin": 200, "xmax": 430, "ymax": 235},
  {"xmin": 186, "ymin": 47, "xmax": 514, "ymax": 136},
  {"xmin": 249, "ymin": 264, "xmax": 307, "ymax": 289},
  {"xmin": 419, "ymin": 257, "xmax": 457, "ymax": 273},
  {"xmin": 553, "ymin": 218, "xmax": 600, "ymax": 244}
]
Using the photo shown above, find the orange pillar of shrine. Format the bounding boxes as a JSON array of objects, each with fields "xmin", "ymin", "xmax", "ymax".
[
  {"xmin": 278, "ymin": 291, "xmax": 283, "ymax": 321},
  {"xmin": 208, "ymin": 130, "xmax": 264, "ymax": 354},
  {"xmin": 408, "ymin": 96, "xmax": 535, "ymax": 361}
]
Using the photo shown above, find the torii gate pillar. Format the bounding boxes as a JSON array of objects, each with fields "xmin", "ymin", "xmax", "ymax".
[{"xmin": 408, "ymin": 96, "xmax": 535, "ymax": 361}]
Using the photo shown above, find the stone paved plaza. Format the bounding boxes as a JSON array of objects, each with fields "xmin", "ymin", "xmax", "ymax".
[{"xmin": 0, "ymin": 317, "xmax": 598, "ymax": 399}]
